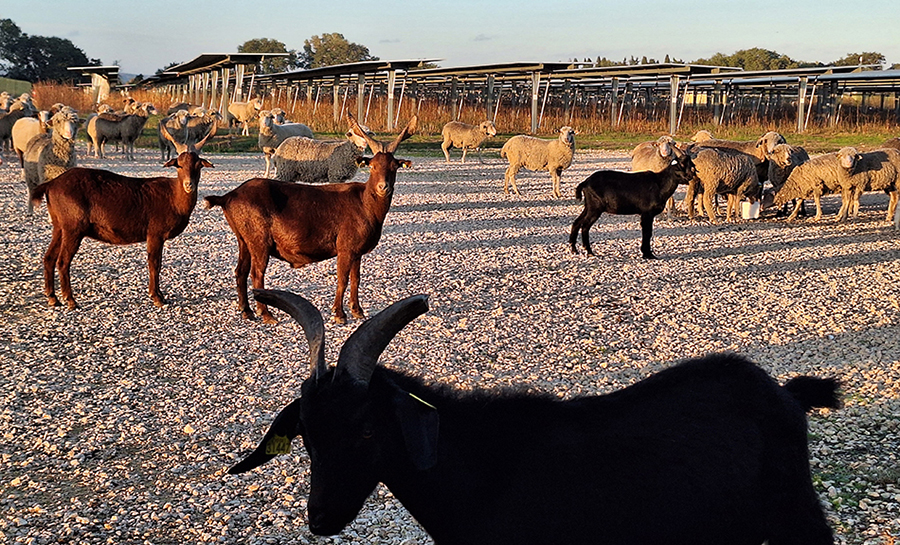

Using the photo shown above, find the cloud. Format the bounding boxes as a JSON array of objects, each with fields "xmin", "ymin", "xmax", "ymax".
[
  {"xmin": 473, "ymin": 34, "xmax": 494, "ymax": 42},
  {"xmin": 380, "ymin": 38, "xmax": 401, "ymax": 44}
]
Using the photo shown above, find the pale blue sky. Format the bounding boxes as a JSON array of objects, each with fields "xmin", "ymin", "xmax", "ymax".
[{"xmin": 4, "ymin": 0, "xmax": 900, "ymax": 76}]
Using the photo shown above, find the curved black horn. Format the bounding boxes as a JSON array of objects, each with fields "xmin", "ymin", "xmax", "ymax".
[
  {"xmin": 387, "ymin": 115, "xmax": 418, "ymax": 153},
  {"xmin": 335, "ymin": 294, "xmax": 429, "ymax": 386},
  {"xmin": 253, "ymin": 289, "xmax": 327, "ymax": 380},
  {"xmin": 348, "ymin": 112, "xmax": 383, "ymax": 154},
  {"xmin": 227, "ymin": 397, "xmax": 303, "ymax": 474}
]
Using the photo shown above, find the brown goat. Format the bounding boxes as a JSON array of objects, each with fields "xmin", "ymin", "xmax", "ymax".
[
  {"xmin": 204, "ymin": 113, "xmax": 417, "ymax": 324},
  {"xmin": 30, "ymin": 151, "xmax": 214, "ymax": 309}
]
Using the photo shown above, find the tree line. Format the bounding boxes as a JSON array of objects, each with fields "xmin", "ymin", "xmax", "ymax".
[{"xmin": 0, "ymin": 17, "xmax": 893, "ymax": 85}]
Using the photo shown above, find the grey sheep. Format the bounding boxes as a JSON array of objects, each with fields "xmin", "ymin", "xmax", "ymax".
[
  {"xmin": 227, "ymin": 97, "xmax": 263, "ymax": 136},
  {"xmin": 765, "ymin": 143, "xmax": 810, "ymax": 216},
  {"xmin": 773, "ymin": 152, "xmax": 847, "ymax": 221},
  {"xmin": 157, "ymin": 110, "xmax": 192, "ymax": 161},
  {"xmin": 440, "ymin": 120, "xmax": 497, "ymax": 163},
  {"xmin": 834, "ymin": 146, "xmax": 900, "ymax": 222},
  {"xmin": 501, "ymin": 126, "xmax": 578, "ymax": 198},
  {"xmin": 273, "ymin": 119, "xmax": 372, "ymax": 184},
  {"xmin": 23, "ymin": 108, "xmax": 80, "ymax": 214},
  {"xmin": 91, "ymin": 102, "xmax": 158, "ymax": 160},
  {"xmin": 683, "ymin": 146, "xmax": 761, "ymax": 223},
  {"xmin": 691, "ymin": 130, "xmax": 786, "ymax": 183},
  {"xmin": 183, "ymin": 108, "xmax": 222, "ymax": 154},
  {"xmin": 257, "ymin": 110, "xmax": 314, "ymax": 177}
]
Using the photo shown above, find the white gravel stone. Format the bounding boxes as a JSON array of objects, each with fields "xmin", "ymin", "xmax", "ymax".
[{"xmin": 1, "ymin": 144, "xmax": 898, "ymax": 544}]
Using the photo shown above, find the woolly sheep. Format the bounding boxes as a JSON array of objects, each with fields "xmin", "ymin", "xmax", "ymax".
[
  {"xmin": 85, "ymin": 105, "xmax": 115, "ymax": 157},
  {"xmin": 23, "ymin": 108, "xmax": 80, "ymax": 214},
  {"xmin": 91, "ymin": 102, "xmax": 158, "ymax": 160},
  {"xmin": 157, "ymin": 110, "xmax": 191, "ymax": 161},
  {"xmin": 273, "ymin": 119, "xmax": 372, "ymax": 184},
  {"xmin": 500, "ymin": 126, "xmax": 578, "ymax": 198},
  {"xmin": 683, "ymin": 146, "xmax": 761, "ymax": 223},
  {"xmin": 183, "ymin": 108, "xmax": 222, "ymax": 154},
  {"xmin": 773, "ymin": 153, "xmax": 847, "ymax": 221},
  {"xmin": 834, "ymin": 146, "xmax": 900, "ymax": 222},
  {"xmin": 11, "ymin": 110, "xmax": 52, "ymax": 167},
  {"xmin": 440, "ymin": 120, "xmax": 497, "ymax": 163},
  {"xmin": 691, "ymin": 130, "xmax": 786, "ymax": 184},
  {"xmin": 767, "ymin": 144, "xmax": 810, "ymax": 192},
  {"xmin": 0, "ymin": 100, "xmax": 37, "ymax": 153},
  {"xmin": 258, "ymin": 110, "xmax": 314, "ymax": 177},
  {"xmin": 630, "ymin": 135, "xmax": 685, "ymax": 219},
  {"xmin": 228, "ymin": 98, "xmax": 263, "ymax": 136}
]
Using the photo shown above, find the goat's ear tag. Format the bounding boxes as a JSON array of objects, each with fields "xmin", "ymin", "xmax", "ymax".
[
  {"xmin": 264, "ymin": 434, "xmax": 291, "ymax": 455},
  {"xmin": 409, "ymin": 393, "xmax": 436, "ymax": 410}
]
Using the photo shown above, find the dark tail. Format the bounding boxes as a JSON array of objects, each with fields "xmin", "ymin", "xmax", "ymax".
[
  {"xmin": 784, "ymin": 376, "xmax": 841, "ymax": 412},
  {"xmin": 30, "ymin": 183, "xmax": 50, "ymax": 209},
  {"xmin": 574, "ymin": 180, "xmax": 589, "ymax": 201},
  {"xmin": 204, "ymin": 194, "xmax": 228, "ymax": 209}
]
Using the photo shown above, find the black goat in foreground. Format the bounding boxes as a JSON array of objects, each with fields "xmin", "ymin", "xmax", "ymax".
[
  {"xmin": 569, "ymin": 153, "xmax": 695, "ymax": 258},
  {"xmin": 229, "ymin": 289, "xmax": 839, "ymax": 545}
]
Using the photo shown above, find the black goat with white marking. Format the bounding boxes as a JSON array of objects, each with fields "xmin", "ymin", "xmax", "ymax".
[
  {"xmin": 229, "ymin": 289, "xmax": 839, "ymax": 545},
  {"xmin": 569, "ymin": 153, "xmax": 695, "ymax": 258}
]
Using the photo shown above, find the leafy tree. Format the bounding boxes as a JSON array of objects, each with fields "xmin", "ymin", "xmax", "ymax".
[
  {"xmin": 832, "ymin": 52, "xmax": 885, "ymax": 67},
  {"xmin": 693, "ymin": 48, "xmax": 823, "ymax": 70},
  {"xmin": 0, "ymin": 18, "xmax": 99, "ymax": 82},
  {"xmin": 237, "ymin": 37, "xmax": 299, "ymax": 73},
  {"xmin": 299, "ymin": 33, "xmax": 377, "ymax": 69}
]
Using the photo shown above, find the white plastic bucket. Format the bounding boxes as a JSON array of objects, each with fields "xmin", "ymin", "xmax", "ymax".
[{"xmin": 741, "ymin": 201, "xmax": 760, "ymax": 219}]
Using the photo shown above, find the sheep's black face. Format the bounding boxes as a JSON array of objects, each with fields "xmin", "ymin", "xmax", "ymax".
[{"xmin": 300, "ymin": 375, "xmax": 382, "ymax": 536}]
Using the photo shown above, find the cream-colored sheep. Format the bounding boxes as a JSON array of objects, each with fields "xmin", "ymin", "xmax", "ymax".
[
  {"xmin": 630, "ymin": 136, "xmax": 686, "ymax": 219},
  {"xmin": 11, "ymin": 111, "xmax": 51, "ymax": 167},
  {"xmin": 500, "ymin": 126, "xmax": 578, "ymax": 198},
  {"xmin": 773, "ymin": 153, "xmax": 847, "ymax": 221},
  {"xmin": 23, "ymin": 109, "xmax": 80, "ymax": 214},
  {"xmin": 440, "ymin": 120, "xmax": 497, "ymax": 163},
  {"xmin": 227, "ymin": 98, "xmax": 263, "ymax": 136},
  {"xmin": 683, "ymin": 147, "xmax": 760, "ymax": 223}
]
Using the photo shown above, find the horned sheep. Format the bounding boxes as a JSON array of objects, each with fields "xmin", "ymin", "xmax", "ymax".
[
  {"xmin": 23, "ymin": 108, "xmax": 80, "ymax": 214},
  {"xmin": 440, "ymin": 120, "xmax": 497, "ymax": 163},
  {"xmin": 500, "ymin": 126, "xmax": 578, "ymax": 198},
  {"xmin": 257, "ymin": 110, "xmax": 314, "ymax": 177}
]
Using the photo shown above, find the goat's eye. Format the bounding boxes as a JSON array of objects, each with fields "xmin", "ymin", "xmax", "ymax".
[{"xmin": 362, "ymin": 428, "xmax": 374, "ymax": 439}]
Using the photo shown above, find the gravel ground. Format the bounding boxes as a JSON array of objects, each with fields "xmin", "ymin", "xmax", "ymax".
[{"xmin": 1, "ymin": 142, "xmax": 899, "ymax": 544}]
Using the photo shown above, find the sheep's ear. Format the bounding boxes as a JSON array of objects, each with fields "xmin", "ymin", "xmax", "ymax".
[
  {"xmin": 356, "ymin": 157, "xmax": 372, "ymax": 168},
  {"xmin": 163, "ymin": 158, "xmax": 177, "ymax": 168},
  {"xmin": 393, "ymin": 391, "xmax": 439, "ymax": 471}
]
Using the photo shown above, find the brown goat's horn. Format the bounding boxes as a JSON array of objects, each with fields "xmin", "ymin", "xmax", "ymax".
[
  {"xmin": 387, "ymin": 115, "xmax": 418, "ymax": 154},
  {"xmin": 335, "ymin": 294, "xmax": 429, "ymax": 386},
  {"xmin": 159, "ymin": 121, "xmax": 188, "ymax": 155},
  {"xmin": 193, "ymin": 119, "xmax": 217, "ymax": 152},
  {"xmin": 253, "ymin": 290, "xmax": 327, "ymax": 380},
  {"xmin": 348, "ymin": 112, "xmax": 383, "ymax": 154}
]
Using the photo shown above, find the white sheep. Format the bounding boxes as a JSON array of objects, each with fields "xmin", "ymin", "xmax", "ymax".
[
  {"xmin": 227, "ymin": 97, "xmax": 263, "ymax": 136},
  {"xmin": 273, "ymin": 117, "xmax": 372, "ymax": 184},
  {"xmin": 440, "ymin": 120, "xmax": 497, "ymax": 163},
  {"xmin": 23, "ymin": 108, "xmax": 80, "ymax": 214},
  {"xmin": 500, "ymin": 126, "xmax": 578, "ymax": 198},
  {"xmin": 835, "ymin": 146, "xmax": 900, "ymax": 222},
  {"xmin": 773, "ymin": 153, "xmax": 847, "ymax": 221},
  {"xmin": 630, "ymin": 135, "xmax": 685, "ymax": 219},
  {"xmin": 683, "ymin": 146, "xmax": 761, "ymax": 223},
  {"xmin": 258, "ymin": 110, "xmax": 314, "ymax": 177}
]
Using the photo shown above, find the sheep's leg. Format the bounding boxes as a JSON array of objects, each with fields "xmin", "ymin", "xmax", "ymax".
[
  {"xmin": 569, "ymin": 209, "xmax": 589, "ymax": 253},
  {"xmin": 813, "ymin": 194, "xmax": 824, "ymax": 221},
  {"xmin": 332, "ymin": 253, "xmax": 353, "ymax": 324},
  {"xmin": 579, "ymin": 210, "xmax": 602, "ymax": 256},
  {"xmin": 552, "ymin": 168, "xmax": 563, "ymax": 198},
  {"xmin": 504, "ymin": 166, "xmax": 521, "ymax": 195},
  {"xmin": 234, "ymin": 237, "xmax": 255, "ymax": 320},
  {"xmin": 787, "ymin": 199, "xmax": 804, "ymax": 222},
  {"xmin": 702, "ymin": 190, "xmax": 718, "ymax": 223},
  {"xmin": 684, "ymin": 179, "xmax": 699, "ymax": 220},
  {"xmin": 42, "ymin": 226, "xmax": 63, "ymax": 307},
  {"xmin": 441, "ymin": 142, "xmax": 451, "ymax": 163},
  {"xmin": 461, "ymin": 148, "xmax": 468, "ymax": 164},
  {"xmin": 56, "ymin": 233, "xmax": 83, "ymax": 310},
  {"xmin": 886, "ymin": 190, "xmax": 898, "ymax": 222},
  {"xmin": 639, "ymin": 213, "xmax": 657, "ymax": 259},
  {"xmin": 146, "ymin": 236, "xmax": 166, "ymax": 307},
  {"xmin": 264, "ymin": 154, "xmax": 272, "ymax": 178},
  {"xmin": 347, "ymin": 257, "xmax": 365, "ymax": 320}
]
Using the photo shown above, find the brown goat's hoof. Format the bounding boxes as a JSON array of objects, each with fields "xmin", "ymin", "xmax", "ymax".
[
  {"xmin": 152, "ymin": 297, "xmax": 166, "ymax": 308},
  {"xmin": 65, "ymin": 299, "xmax": 78, "ymax": 310},
  {"xmin": 351, "ymin": 310, "xmax": 366, "ymax": 320},
  {"xmin": 47, "ymin": 296, "xmax": 60, "ymax": 307},
  {"xmin": 332, "ymin": 315, "xmax": 347, "ymax": 325},
  {"xmin": 262, "ymin": 313, "xmax": 278, "ymax": 325}
]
